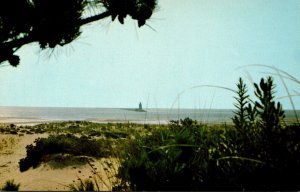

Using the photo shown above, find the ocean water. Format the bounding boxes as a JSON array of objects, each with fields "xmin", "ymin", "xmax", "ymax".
[
  {"xmin": 0, "ymin": 106, "xmax": 235, "ymax": 124},
  {"xmin": 0, "ymin": 106, "xmax": 299, "ymax": 125}
]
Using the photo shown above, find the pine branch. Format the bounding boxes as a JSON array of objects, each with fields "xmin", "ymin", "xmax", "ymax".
[{"xmin": 2, "ymin": 11, "xmax": 111, "ymax": 51}]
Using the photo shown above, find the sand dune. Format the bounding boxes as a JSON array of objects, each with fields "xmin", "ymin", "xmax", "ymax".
[{"xmin": 0, "ymin": 134, "xmax": 117, "ymax": 191}]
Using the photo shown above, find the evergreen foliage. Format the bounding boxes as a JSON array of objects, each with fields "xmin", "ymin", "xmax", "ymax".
[
  {"xmin": 254, "ymin": 77, "xmax": 285, "ymax": 132},
  {"xmin": 232, "ymin": 77, "xmax": 253, "ymax": 150},
  {"xmin": 0, "ymin": 0, "xmax": 157, "ymax": 66}
]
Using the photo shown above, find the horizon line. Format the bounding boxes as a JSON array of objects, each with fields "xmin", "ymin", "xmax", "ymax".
[{"xmin": 0, "ymin": 105, "xmax": 299, "ymax": 111}]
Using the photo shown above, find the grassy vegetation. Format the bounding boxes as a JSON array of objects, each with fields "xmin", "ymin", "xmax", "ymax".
[
  {"xmin": 2, "ymin": 76, "xmax": 299, "ymax": 190},
  {"xmin": 0, "ymin": 121, "xmax": 160, "ymax": 137},
  {"xmin": 116, "ymin": 118, "xmax": 237, "ymax": 190},
  {"xmin": 14, "ymin": 121, "xmax": 162, "ymax": 173},
  {"xmin": 68, "ymin": 179, "xmax": 96, "ymax": 191},
  {"xmin": 1, "ymin": 180, "xmax": 20, "ymax": 191},
  {"xmin": 115, "ymin": 76, "xmax": 300, "ymax": 191},
  {"xmin": 0, "ymin": 136, "xmax": 18, "ymax": 152}
]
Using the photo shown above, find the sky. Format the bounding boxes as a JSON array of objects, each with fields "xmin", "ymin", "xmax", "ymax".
[{"xmin": 0, "ymin": 0, "xmax": 299, "ymax": 109}]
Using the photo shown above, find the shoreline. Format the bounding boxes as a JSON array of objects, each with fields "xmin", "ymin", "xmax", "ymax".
[
  {"xmin": 0, "ymin": 118, "xmax": 234, "ymax": 127},
  {"xmin": 0, "ymin": 116, "xmax": 298, "ymax": 127}
]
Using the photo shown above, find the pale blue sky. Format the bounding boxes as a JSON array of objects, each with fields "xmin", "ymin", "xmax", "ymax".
[{"xmin": 0, "ymin": 0, "xmax": 299, "ymax": 109}]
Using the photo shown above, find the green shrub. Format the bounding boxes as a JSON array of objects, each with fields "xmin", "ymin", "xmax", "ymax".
[
  {"xmin": 229, "ymin": 77, "xmax": 300, "ymax": 190},
  {"xmin": 19, "ymin": 134, "xmax": 112, "ymax": 172},
  {"xmin": 232, "ymin": 77, "xmax": 287, "ymax": 161}
]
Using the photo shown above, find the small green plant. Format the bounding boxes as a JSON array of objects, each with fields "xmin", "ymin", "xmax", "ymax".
[
  {"xmin": 1, "ymin": 180, "xmax": 20, "ymax": 191},
  {"xmin": 254, "ymin": 76, "xmax": 285, "ymax": 131},
  {"xmin": 232, "ymin": 77, "xmax": 250, "ymax": 131},
  {"xmin": 68, "ymin": 179, "xmax": 96, "ymax": 191},
  {"xmin": 232, "ymin": 77, "xmax": 257, "ymax": 153}
]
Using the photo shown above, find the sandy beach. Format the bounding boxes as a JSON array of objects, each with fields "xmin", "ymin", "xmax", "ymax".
[
  {"xmin": 0, "ymin": 117, "xmax": 170, "ymax": 127},
  {"xmin": 0, "ymin": 122, "xmax": 119, "ymax": 191}
]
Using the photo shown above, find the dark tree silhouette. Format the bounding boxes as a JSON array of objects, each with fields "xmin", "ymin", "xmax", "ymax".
[{"xmin": 0, "ymin": 0, "xmax": 157, "ymax": 67}]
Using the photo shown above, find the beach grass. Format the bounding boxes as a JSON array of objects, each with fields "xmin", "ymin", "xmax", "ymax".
[
  {"xmin": 1, "ymin": 180, "xmax": 20, "ymax": 191},
  {"xmin": 1, "ymin": 116, "xmax": 299, "ymax": 190}
]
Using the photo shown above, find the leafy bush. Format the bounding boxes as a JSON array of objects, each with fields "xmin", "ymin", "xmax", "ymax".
[{"xmin": 19, "ymin": 134, "xmax": 112, "ymax": 172}]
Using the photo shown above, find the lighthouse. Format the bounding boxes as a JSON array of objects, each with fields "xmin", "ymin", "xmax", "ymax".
[{"xmin": 134, "ymin": 102, "xmax": 146, "ymax": 112}]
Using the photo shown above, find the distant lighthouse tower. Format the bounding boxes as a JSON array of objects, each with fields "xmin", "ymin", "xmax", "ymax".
[{"xmin": 135, "ymin": 102, "xmax": 145, "ymax": 112}]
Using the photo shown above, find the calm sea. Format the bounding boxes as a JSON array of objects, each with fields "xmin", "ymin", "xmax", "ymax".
[{"xmin": 0, "ymin": 106, "xmax": 299, "ymax": 125}]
